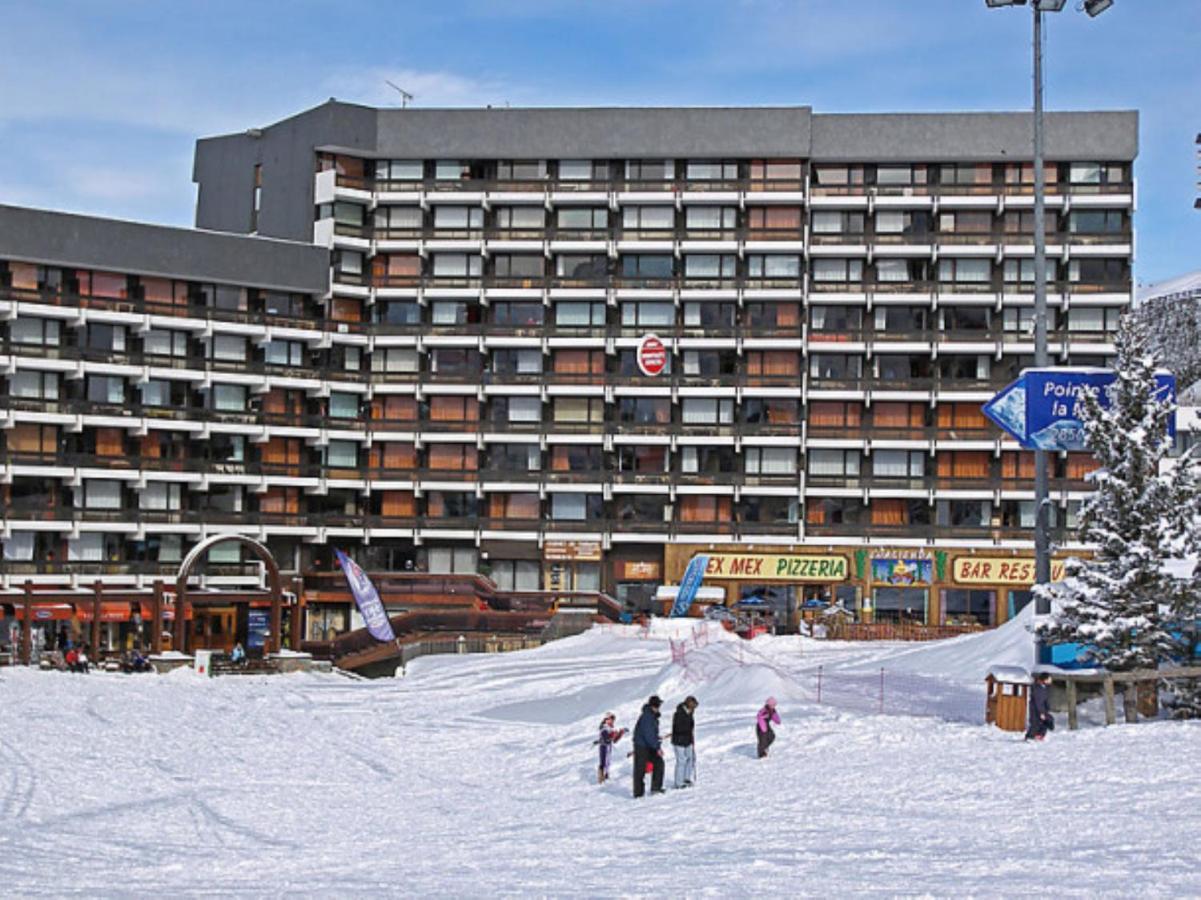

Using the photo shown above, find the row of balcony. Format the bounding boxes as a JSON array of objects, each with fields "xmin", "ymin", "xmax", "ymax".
[
  {"xmin": 334, "ymin": 173, "xmax": 1133, "ymax": 199},
  {"xmin": 339, "ymin": 224, "xmax": 1131, "ymax": 246}
]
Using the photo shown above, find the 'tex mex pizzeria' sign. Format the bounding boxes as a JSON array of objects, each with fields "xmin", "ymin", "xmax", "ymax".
[{"xmin": 703, "ymin": 553, "xmax": 848, "ymax": 582}]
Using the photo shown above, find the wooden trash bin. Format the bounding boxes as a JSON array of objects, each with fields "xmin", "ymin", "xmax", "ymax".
[{"xmin": 986, "ymin": 666, "xmax": 1031, "ymax": 733}]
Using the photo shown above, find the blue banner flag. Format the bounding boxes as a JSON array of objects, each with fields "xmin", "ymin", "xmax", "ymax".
[
  {"xmin": 671, "ymin": 554, "xmax": 709, "ymax": 618},
  {"xmin": 334, "ymin": 548, "xmax": 396, "ymax": 643}
]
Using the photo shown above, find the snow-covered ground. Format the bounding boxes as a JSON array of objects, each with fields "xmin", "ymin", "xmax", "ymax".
[{"xmin": 3, "ymin": 618, "xmax": 1200, "ymax": 897}]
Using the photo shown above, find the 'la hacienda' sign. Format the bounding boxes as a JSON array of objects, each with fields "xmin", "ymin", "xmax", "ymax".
[{"xmin": 703, "ymin": 553, "xmax": 848, "ymax": 582}]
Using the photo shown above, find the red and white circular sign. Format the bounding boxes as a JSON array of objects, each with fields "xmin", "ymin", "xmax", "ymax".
[{"xmin": 636, "ymin": 334, "xmax": 668, "ymax": 377}]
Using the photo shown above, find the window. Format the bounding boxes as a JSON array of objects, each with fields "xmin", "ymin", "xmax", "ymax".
[
  {"xmin": 811, "ymin": 259, "xmax": 864, "ymax": 282},
  {"xmin": 1003, "ymin": 258, "xmax": 1059, "ymax": 284},
  {"xmin": 551, "ymin": 444, "xmax": 602, "ymax": 471},
  {"xmin": 937, "ymin": 499, "xmax": 992, "ymax": 527},
  {"xmin": 940, "ymin": 211, "xmax": 993, "ymax": 235},
  {"xmin": 811, "ymin": 211, "xmax": 865, "ymax": 234},
  {"xmin": 683, "ymin": 350, "xmax": 737, "ymax": 377},
  {"xmin": 488, "ymin": 493, "xmax": 541, "ymax": 521},
  {"xmin": 622, "ymin": 207, "xmax": 674, "ymax": 230},
  {"xmin": 750, "ymin": 160, "xmax": 803, "ymax": 182},
  {"xmin": 426, "ymin": 491, "xmax": 479, "ymax": 518},
  {"xmin": 376, "ymin": 160, "xmax": 423, "ymax": 181},
  {"xmin": 616, "ymin": 445, "xmax": 669, "ymax": 473},
  {"xmin": 745, "ymin": 447, "xmax": 797, "ymax": 475},
  {"xmin": 747, "ymin": 206, "xmax": 802, "ymax": 233},
  {"xmin": 143, "ymin": 329, "xmax": 187, "ymax": 357},
  {"xmin": 1069, "ymin": 258, "xmax": 1127, "ymax": 285},
  {"xmin": 1067, "ymin": 307, "xmax": 1121, "ymax": 333},
  {"xmin": 941, "ymin": 590, "xmax": 994, "ymax": 626},
  {"xmin": 745, "ymin": 302, "xmax": 801, "ymax": 329},
  {"xmin": 937, "ymin": 258, "xmax": 991, "ymax": 284},
  {"xmin": 1068, "ymin": 210, "xmax": 1124, "ymax": 234},
  {"xmin": 680, "ymin": 445, "xmax": 736, "ymax": 474},
  {"xmin": 506, "ymin": 397, "xmax": 543, "ymax": 424},
  {"xmin": 621, "ymin": 255, "xmax": 674, "ymax": 279},
  {"xmin": 11, "ymin": 371, "xmax": 59, "ymax": 401},
  {"xmin": 212, "ymin": 384, "xmax": 247, "ymax": 411},
  {"xmin": 685, "ymin": 207, "xmax": 737, "ymax": 230},
  {"xmin": 434, "ymin": 206, "xmax": 484, "ymax": 230},
  {"xmin": 426, "ymin": 545, "xmax": 479, "ymax": 574},
  {"xmin": 86, "ymin": 375, "xmax": 125, "ymax": 404},
  {"xmin": 492, "ymin": 349, "xmax": 543, "ymax": 376},
  {"xmin": 683, "ymin": 302, "xmax": 736, "ymax": 328},
  {"xmin": 1069, "ymin": 163, "xmax": 1102, "ymax": 185},
  {"xmin": 556, "ymin": 207, "xmax": 607, "ymax": 230},
  {"xmin": 431, "ymin": 301, "xmax": 480, "ymax": 326},
  {"xmin": 938, "ymin": 355, "xmax": 990, "ymax": 381},
  {"xmin": 428, "ymin": 396, "xmax": 479, "ymax": 423},
  {"xmin": 620, "ymin": 302, "xmax": 675, "ymax": 327},
  {"xmin": 329, "ymin": 392, "xmax": 361, "ymax": 419},
  {"xmin": 493, "ymin": 255, "xmax": 545, "ymax": 278},
  {"xmin": 83, "ymin": 480, "xmax": 122, "ymax": 510},
  {"xmin": 684, "ymin": 255, "xmax": 737, "ymax": 278},
  {"xmin": 617, "ymin": 398, "xmax": 671, "ymax": 424},
  {"xmin": 553, "ymin": 397, "xmax": 604, "ymax": 423},
  {"xmin": 809, "ymin": 354, "xmax": 863, "ymax": 379},
  {"xmin": 375, "ymin": 206, "xmax": 423, "ymax": 231},
  {"xmin": 83, "ymin": 324, "xmax": 126, "ymax": 352},
  {"xmin": 876, "ymin": 211, "xmax": 932, "ymax": 237},
  {"xmin": 552, "ymin": 493, "xmax": 588, "ymax": 520},
  {"xmin": 427, "ymin": 443, "xmax": 476, "ymax": 471},
  {"xmin": 875, "ymin": 165, "xmax": 925, "ymax": 187},
  {"xmin": 747, "ymin": 255, "xmax": 801, "ymax": 278},
  {"xmin": 264, "ymin": 340, "xmax": 304, "ymax": 367},
  {"xmin": 742, "ymin": 398, "xmax": 800, "ymax": 425},
  {"xmin": 872, "ymin": 450, "xmax": 925, "ymax": 479},
  {"xmin": 212, "ymin": 335, "xmax": 246, "ymax": 361},
  {"xmin": 376, "ymin": 300, "xmax": 421, "ymax": 326},
  {"xmin": 555, "ymin": 302, "xmax": 606, "ymax": 327},
  {"xmin": 497, "ymin": 160, "xmax": 547, "ymax": 181},
  {"xmin": 139, "ymin": 380, "xmax": 171, "ymax": 407},
  {"xmin": 808, "ymin": 449, "xmax": 861, "ymax": 478},
  {"xmin": 491, "ymin": 301, "xmax": 544, "ymax": 327},
  {"xmin": 941, "ymin": 306, "xmax": 991, "ymax": 331},
  {"xmin": 739, "ymin": 496, "xmax": 799, "ymax": 524},
  {"xmin": 139, "ymin": 482, "xmax": 182, "ymax": 512},
  {"xmin": 431, "ymin": 254, "xmax": 483, "ymax": 277},
  {"xmin": 875, "ymin": 259, "xmax": 931, "ymax": 284},
  {"xmin": 685, "ymin": 160, "xmax": 738, "ymax": 180},
  {"xmin": 555, "ymin": 254, "xmax": 607, "ymax": 279},
  {"xmin": 678, "ymin": 495, "xmax": 732, "ymax": 522},
  {"xmin": 745, "ymin": 351, "xmax": 799, "ymax": 377},
  {"xmin": 333, "ymin": 202, "xmax": 364, "ymax": 227},
  {"xmin": 559, "ymin": 160, "xmax": 608, "ymax": 182},
  {"xmin": 488, "ymin": 444, "xmax": 541, "ymax": 472},
  {"xmin": 435, "ymin": 160, "xmax": 470, "ymax": 180},
  {"xmin": 681, "ymin": 398, "xmax": 734, "ymax": 425},
  {"xmin": 10, "ymin": 318, "xmax": 60, "ymax": 346},
  {"xmin": 626, "ymin": 160, "xmax": 674, "ymax": 181},
  {"xmin": 371, "ymin": 348, "xmax": 419, "ymax": 373},
  {"xmin": 939, "ymin": 164, "xmax": 992, "ymax": 187}
]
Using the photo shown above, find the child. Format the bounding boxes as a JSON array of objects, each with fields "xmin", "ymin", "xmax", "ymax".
[
  {"xmin": 756, "ymin": 697, "xmax": 781, "ymax": 758},
  {"xmin": 1025, "ymin": 672, "xmax": 1054, "ymax": 741},
  {"xmin": 597, "ymin": 712, "xmax": 626, "ymax": 784}
]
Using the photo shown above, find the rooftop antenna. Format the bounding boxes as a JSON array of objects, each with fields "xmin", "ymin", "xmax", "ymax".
[{"xmin": 385, "ymin": 80, "xmax": 414, "ymax": 108}]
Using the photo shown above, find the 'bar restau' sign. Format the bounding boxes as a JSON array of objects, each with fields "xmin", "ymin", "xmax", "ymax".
[
  {"xmin": 703, "ymin": 554, "xmax": 847, "ymax": 582},
  {"xmin": 952, "ymin": 556, "xmax": 1067, "ymax": 586}
]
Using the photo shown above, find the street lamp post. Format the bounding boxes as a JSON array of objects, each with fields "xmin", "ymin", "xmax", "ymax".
[{"xmin": 985, "ymin": 0, "xmax": 1116, "ymax": 617}]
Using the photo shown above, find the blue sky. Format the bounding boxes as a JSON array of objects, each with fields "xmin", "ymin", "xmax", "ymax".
[{"xmin": 1, "ymin": 0, "xmax": 1197, "ymax": 284}]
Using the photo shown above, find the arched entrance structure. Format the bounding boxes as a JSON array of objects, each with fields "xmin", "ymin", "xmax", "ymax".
[{"xmin": 173, "ymin": 534, "xmax": 283, "ymax": 655}]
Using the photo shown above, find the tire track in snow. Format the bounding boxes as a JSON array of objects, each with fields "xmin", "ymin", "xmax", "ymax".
[{"xmin": 0, "ymin": 736, "xmax": 36, "ymax": 821}]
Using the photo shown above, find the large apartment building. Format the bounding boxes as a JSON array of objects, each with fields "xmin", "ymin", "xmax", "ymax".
[{"xmin": 1, "ymin": 101, "xmax": 1143, "ymax": 634}]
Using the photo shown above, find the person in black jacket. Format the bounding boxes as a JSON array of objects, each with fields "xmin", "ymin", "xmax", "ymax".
[
  {"xmin": 1025, "ymin": 672, "xmax": 1054, "ymax": 741},
  {"xmin": 671, "ymin": 696, "xmax": 698, "ymax": 788},
  {"xmin": 632, "ymin": 695, "xmax": 664, "ymax": 797}
]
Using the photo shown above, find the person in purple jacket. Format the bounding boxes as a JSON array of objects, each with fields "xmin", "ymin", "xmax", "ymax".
[{"xmin": 756, "ymin": 697, "xmax": 780, "ymax": 758}]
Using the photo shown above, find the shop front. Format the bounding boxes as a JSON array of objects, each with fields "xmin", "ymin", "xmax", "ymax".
[
  {"xmin": 948, "ymin": 555, "xmax": 1069, "ymax": 626},
  {"xmin": 663, "ymin": 546, "xmax": 852, "ymax": 632},
  {"xmin": 867, "ymin": 553, "xmax": 934, "ymax": 624},
  {"xmin": 608, "ymin": 550, "xmax": 664, "ymax": 615},
  {"xmin": 543, "ymin": 540, "xmax": 603, "ymax": 593}
]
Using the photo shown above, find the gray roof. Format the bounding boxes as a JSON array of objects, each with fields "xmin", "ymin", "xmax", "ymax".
[
  {"xmin": 0, "ymin": 204, "xmax": 329, "ymax": 293},
  {"xmin": 201, "ymin": 100, "xmax": 1138, "ymax": 161}
]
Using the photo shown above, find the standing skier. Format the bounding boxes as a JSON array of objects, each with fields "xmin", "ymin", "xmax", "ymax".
[
  {"xmin": 1025, "ymin": 672, "xmax": 1054, "ymax": 741},
  {"xmin": 597, "ymin": 712, "xmax": 626, "ymax": 784},
  {"xmin": 756, "ymin": 696, "xmax": 780, "ymax": 758},
  {"xmin": 632, "ymin": 695, "xmax": 664, "ymax": 798},
  {"xmin": 671, "ymin": 696, "xmax": 698, "ymax": 788}
]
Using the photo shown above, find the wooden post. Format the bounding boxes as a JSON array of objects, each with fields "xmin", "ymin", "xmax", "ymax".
[
  {"xmin": 151, "ymin": 581, "xmax": 163, "ymax": 654},
  {"xmin": 1103, "ymin": 677, "xmax": 1116, "ymax": 726},
  {"xmin": 91, "ymin": 581, "xmax": 103, "ymax": 655},
  {"xmin": 1122, "ymin": 681, "xmax": 1138, "ymax": 724},
  {"xmin": 21, "ymin": 580, "xmax": 33, "ymax": 667},
  {"xmin": 290, "ymin": 576, "xmax": 303, "ymax": 649},
  {"xmin": 1066, "ymin": 679, "xmax": 1079, "ymax": 731}
]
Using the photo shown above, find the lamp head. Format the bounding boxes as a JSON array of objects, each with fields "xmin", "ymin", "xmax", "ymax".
[{"xmin": 1083, "ymin": 0, "xmax": 1114, "ymax": 16}]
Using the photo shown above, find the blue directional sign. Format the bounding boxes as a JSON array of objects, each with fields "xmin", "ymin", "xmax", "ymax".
[
  {"xmin": 671, "ymin": 554, "xmax": 709, "ymax": 617},
  {"xmin": 982, "ymin": 367, "xmax": 1176, "ymax": 451}
]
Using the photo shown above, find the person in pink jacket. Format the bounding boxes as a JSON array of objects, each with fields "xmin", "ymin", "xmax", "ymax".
[{"xmin": 756, "ymin": 697, "xmax": 780, "ymax": 758}]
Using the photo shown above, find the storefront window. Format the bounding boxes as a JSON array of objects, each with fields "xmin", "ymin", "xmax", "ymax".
[
  {"xmin": 873, "ymin": 587, "xmax": 927, "ymax": 624},
  {"xmin": 941, "ymin": 589, "xmax": 994, "ymax": 626}
]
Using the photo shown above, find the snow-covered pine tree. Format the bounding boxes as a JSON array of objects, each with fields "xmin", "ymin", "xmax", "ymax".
[{"xmin": 1035, "ymin": 316, "xmax": 1194, "ymax": 671}]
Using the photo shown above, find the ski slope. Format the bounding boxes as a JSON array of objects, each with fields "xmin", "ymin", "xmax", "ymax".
[{"xmin": 2, "ymin": 622, "xmax": 1200, "ymax": 897}]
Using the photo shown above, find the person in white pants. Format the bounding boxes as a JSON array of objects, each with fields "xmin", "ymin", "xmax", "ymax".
[{"xmin": 671, "ymin": 696, "xmax": 699, "ymax": 788}]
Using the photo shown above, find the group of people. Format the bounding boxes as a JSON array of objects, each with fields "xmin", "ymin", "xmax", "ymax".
[{"xmin": 598, "ymin": 694, "xmax": 783, "ymax": 798}]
